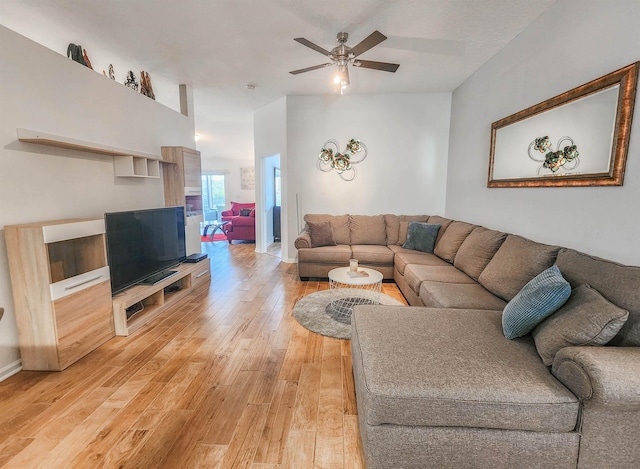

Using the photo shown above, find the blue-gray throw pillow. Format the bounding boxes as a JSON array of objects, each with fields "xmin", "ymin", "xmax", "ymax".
[
  {"xmin": 402, "ymin": 222, "xmax": 440, "ymax": 253},
  {"xmin": 502, "ymin": 265, "xmax": 571, "ymax": 339}
]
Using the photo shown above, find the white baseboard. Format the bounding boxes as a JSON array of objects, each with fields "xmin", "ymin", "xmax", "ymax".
[
  {"xmin": 0, "ymin": 359, "xmax": 22, "ymax": 382},
  {"xmin": 282, "ymin": 257, "xmax": 297, "ymax": 264}
]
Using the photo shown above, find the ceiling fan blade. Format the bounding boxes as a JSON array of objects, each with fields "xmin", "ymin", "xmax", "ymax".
[
  {"xmin": 353, "ymin": 60, "xmax": 400, "ymax": 73},
  {"xmin": 289, "ymin": 63, "xmax": 333, "ymax": 75},
  {"xmin": 293, "ymin": 37, "xmax": 332, "ymax": 56},
  {"xmin": 350, "ymin": 30, "xmax": 387, "ymax": 57}
]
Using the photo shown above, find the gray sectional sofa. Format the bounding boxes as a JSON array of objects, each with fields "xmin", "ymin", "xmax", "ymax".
[{"xmin": 294, "ymin": 214, "xmax": 640, "ymax": 468}]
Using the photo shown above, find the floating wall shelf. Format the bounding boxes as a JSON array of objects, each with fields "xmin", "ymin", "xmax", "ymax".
[{"xmin": 17, "ymin": 128, "xmax": 168, "ymax": 179}]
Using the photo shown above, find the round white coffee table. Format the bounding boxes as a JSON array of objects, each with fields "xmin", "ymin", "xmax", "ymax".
[{"xmin": 327, "ymin": 267, "xmax": 384, "ymax": 323}]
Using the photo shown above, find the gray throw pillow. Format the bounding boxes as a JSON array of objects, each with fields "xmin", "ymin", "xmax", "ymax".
[
  {"xmin": 533, "ymin": 284, "xmax": 629, "ymax": 366},
  {"xmin": 402, "ymin": 222, "xmax": 440, "ymax": 253},
  {"xmin": 308, "ymin": 221, "xmax": 337, "ymax": 248}
]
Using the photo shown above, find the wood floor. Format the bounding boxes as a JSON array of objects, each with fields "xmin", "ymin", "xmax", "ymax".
[{"xmin": 0, "ymin": 242, "xmax": 407, "ymax": 468}]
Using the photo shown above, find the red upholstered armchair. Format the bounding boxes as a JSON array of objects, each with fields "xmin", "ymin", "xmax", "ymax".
[{"xmin": 221, "ymin": 202, "xmax": 256, "ymax": 243}]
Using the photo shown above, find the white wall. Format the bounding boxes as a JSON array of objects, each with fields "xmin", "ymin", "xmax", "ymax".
[
  {"xmin": 201, "ymin": 157, "xmax": 255, "ymax": 209},
  {"xmin": 0, "ymin": 2, "xmax": 182, "ymax": 114},
  {"xmin": 0, "ymin": 26, "xmax": 193, "ymax": 378},
  {"xmin": 254, "ymin": 98, "xmax": 288, "ymax": 257},
  {"xmin": 285, "ymin": 93, "xmax": 451, "ymax": 258},
  {"xmin": 446, "ymin": 0, "xmax": 640, "ymax": 266}
]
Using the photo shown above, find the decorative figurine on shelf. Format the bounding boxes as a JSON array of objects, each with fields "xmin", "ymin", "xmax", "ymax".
[
  {"xmin": 82, "ymin": 49, "xmax": 93, "ymax": 70},
  {"xmin": 528, "ymin": 135, "xmax": 580, "ymax": 175},
  {"xmin": 124, "ymin": 71, "xmax": 138, "ymax": 91},
  {"xmin": 66, "ymin": 43, "xmax": 87, "ymax": 67},
  {"xmin": 103, "ymin": 65, "xmax": 115, "ymax": 78},
  {"xmin": 140, "ymin": 71, "xmax": 156, "ymax": 100}
]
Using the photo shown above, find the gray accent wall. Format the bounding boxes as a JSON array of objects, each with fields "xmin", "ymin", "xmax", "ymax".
[{"xmin": 446, "ymin": 0, "xmax": 640, "ymax": 265}]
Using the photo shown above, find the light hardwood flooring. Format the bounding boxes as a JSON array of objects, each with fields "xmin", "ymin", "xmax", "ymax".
[{"xmin": 0, "ymin": 242, "xmax": 407, "ymax": 468}]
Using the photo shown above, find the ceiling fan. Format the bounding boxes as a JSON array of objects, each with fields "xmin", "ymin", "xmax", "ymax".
[{"xmin": 289, "ymin": 31, "xmax": 400, "ymax": 90}]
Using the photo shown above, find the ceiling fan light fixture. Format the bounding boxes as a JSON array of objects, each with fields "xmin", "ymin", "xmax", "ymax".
[{"xmin": 290, "ymin": 30, "xmax": 399, "ymax": 90}]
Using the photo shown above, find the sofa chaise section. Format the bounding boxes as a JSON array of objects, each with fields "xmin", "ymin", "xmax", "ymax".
[{"xmin": 352, "ymin": 306, "xmax": 581, "ymax": 469}]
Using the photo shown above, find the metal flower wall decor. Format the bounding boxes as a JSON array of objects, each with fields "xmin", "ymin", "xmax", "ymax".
[
  {"xmin": 317, "ymin": 138, "xmax": 367, "ymax": 181},
  {"xmin": 528, "ymin": 135, "xmax": 580, "ymax": 175}
]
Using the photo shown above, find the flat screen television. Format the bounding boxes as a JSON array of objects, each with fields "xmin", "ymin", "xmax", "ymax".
[{"xmin": 105, "ymin": 206, "xmax": 187, "ymax": 295}]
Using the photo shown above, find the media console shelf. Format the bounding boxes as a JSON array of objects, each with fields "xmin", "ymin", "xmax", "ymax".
[
  {"xmin": 17, "ymin": 128, "xmax": 164, "ymax": 179},
  {"xmin": 5, "ymin": 218, "xmax": 115, "ymax": 371},
  {"xmin": 111, "ymin": 259, "xmax": 211, "ymax": 336}
]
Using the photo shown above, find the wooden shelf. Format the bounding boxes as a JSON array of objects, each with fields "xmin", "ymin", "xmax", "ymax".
[
  {"xmin": 114, "ymin": 155, "xmax": 160, "ymax": 178},
  {"xmin": 111, "ymin": 259, "xmax": 210, "ymax": 336},
  {"xmin": 17, "ymin": 128, "xmax": 161, "ymax": 160},
  {"xmin": 17, "ymin": 128, "xmax": 165, "ymax": 179}
]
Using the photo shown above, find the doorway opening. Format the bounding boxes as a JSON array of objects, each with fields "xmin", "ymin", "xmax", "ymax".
[{"xmin": 261, "ymin": 154, "xmax": 281, "ymax": 257}]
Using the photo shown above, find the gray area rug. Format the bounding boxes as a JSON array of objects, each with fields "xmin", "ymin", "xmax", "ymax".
[{"xmin": 293, "ymin": 289, "xmax": 404, "ymax": 339}]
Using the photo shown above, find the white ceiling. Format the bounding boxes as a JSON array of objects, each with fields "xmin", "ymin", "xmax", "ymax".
[{"xmin": 0, "ymin": 0, "xmax": 557, "ymax": 161}]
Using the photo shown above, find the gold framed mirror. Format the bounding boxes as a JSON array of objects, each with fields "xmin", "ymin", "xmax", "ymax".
[{"xmin": 488, "ymin": 62, "xmax": 638, "ymax": 188}]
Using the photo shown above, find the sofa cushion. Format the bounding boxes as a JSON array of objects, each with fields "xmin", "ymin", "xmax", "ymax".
[
  {"xmin": 394, "ymin": 250, "xmax": 450, "ymax": 275},
  {"xmin": 478, "ymin": 235, "xmax": 560, "ymax": 301},
  {"xmin": 502, "ymin": 265, "xmax": 571, "ymax": 339},
  {"xmin": 454, "ymin": 227, "xmax": 508, "ymax": 280},
  {"xmin": 396, "ymin": 215, "xmax": 429, "ymax": 246},
  {"xmin": 228, "ymin": 201, "xmax": 255, "ymax": 216},
  {"xmin": 419, "ymin": 281, "xmax": 507, "ymax": 310},
  {"xmin": 556, "ymin": 248, "xmax": 640, "ymax": 346},
  {"xmin": 405, "ymin": 265, "xmax": 475, "ymax": 294},
  {"xmin": 304, "ymin": 214, "xmax": 350, "ymax": 245},
  {"xmin": 426, "ymin": 215, "xmax": 453, "ymax": 244},
  {"xmin": 398, "ymin": 221, "xmax": 411, "ymax": 246},
  {"xmin": 403, "ymin": 222, "xmax": 440, "ymax": 253},
  {"xmin": 307, "ymin": 221, "xmax": 337, "ymax": 247},
  {"xmin": 229, "ymin": 215, "xmax": 255, "ymax": 227},
  {"xmin": 351, "ymin": 307, "xmax": 579, "ymax": 432},
  {"xmin": 350, "ymin": 215, "xmax": 387, "ymax": 245},
  {"xmin": 297, "ymin": 245, "xmax": 352, "ymax": 264},
  {"xmin": 433, "ymin": 221, "xmax": 478, "ymax": 263},
  {"xmin": 533, "ymin": 284, "xmax": 630, "ymax": 365},
  {"xmin": 351, "ymin": 245, "xmax": 395, "ymax": 266},
  {"xmin": 385, "ymin": 215, "xmax": 429, "ymax": 245}
]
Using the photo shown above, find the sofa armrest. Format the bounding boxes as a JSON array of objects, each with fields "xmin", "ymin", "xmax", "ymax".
[
  {"xmin": 552, "ymin": 346, "xmax": 640, "ymax": 408},
  {"xmin": 221, "ymin": 209, "xmax": 233, "ymax": 217},
  {"xmin": 295, "ymin": 232, "xmax": 312, "ymax": 249}
]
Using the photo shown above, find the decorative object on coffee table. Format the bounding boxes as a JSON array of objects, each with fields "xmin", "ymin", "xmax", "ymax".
[{"xmin": 293, "ymin": 289, "xmax": 403, "ymax": 339}]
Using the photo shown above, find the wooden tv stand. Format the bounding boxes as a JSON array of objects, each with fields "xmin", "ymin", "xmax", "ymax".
[{"xmin": 112, "ymin": 259, "xmax": 210, "ymax": 336}]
